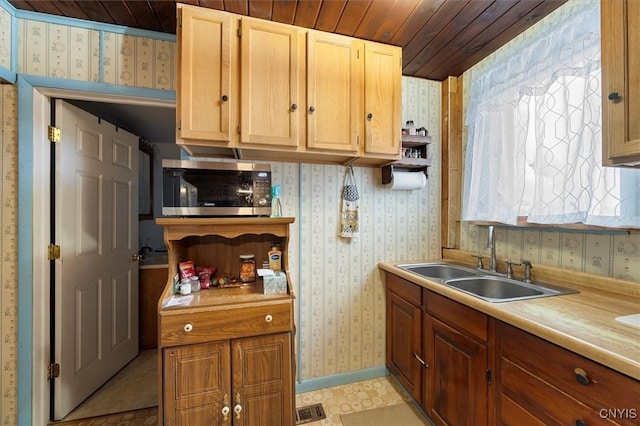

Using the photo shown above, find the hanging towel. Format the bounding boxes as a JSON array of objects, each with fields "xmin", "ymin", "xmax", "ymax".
[{"xmin": 339, "ymin": 166, "xmax": 359, "ymax": 239}]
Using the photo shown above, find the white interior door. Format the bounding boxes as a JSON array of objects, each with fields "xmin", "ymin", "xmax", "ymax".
[{"xmin": 53, "ymin": 100, "xmax": 139, "ymax": 420}]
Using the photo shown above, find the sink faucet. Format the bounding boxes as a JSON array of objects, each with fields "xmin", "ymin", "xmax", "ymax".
[{"xmin": 487, "ymin": 225, "xmax": 497, "ymax": 273}]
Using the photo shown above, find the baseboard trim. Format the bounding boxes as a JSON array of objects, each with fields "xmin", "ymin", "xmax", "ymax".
[{"xmin": 295, "ymin": 366, "xmax": 389, "ymax": 394}]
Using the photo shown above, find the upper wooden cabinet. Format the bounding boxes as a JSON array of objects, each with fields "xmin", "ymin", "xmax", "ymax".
[
  {"xmin": 175, "ymin": 5, "xmax": 402, "ymax": 165},
  {"xmin": 363, "ymin": 42, "xmax": 402, "ymax": 157},
  {"xmin": 306, "ymin": 32, "xmax": 362, "ymax": 153},
  {"xmin": 601, "ymin": 0, "xmax": 640, "ymax": 166},
  {"xmin": 240, "ymin": 17, "xmax": 304, "ymax": 148},
  {"xmin": 176, "ymin": 5, "xmax": 237, "ymax": 144}
]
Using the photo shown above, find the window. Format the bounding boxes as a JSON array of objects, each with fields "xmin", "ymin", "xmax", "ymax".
[{"xmin": 463, "ymin": 0, "xmax": 640, "ymax": 228}]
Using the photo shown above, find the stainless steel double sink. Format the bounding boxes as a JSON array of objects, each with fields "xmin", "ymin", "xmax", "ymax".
[{"xmin": 397, "ymin": 262, "xmax": 577, "ymax": 303}]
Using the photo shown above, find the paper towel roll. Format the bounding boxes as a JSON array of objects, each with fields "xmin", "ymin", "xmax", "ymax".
[{"xmin": 385, "ymin": 171, "xmax": 427, "ymax": 190}]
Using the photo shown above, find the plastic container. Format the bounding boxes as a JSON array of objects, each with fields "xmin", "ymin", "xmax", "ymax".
[
  {"xmin": 239, "ymin": 254, "xmax": 256, "ymax": 282},
  {"xmin": 190, "ymin": 276, "xmax": 200, "ymax": 292},
  {"xmin": 271, "ymin": 185, "xmax": 282, "ymax": 218},
  {"xmin": 268, "ymin": 244, "xmax": 282, "ymax": 271}
]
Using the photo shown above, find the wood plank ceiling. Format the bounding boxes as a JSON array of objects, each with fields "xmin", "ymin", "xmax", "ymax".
[{"xmin": 8, "ymin": 0, "xmax": 567, "ymax": 81}]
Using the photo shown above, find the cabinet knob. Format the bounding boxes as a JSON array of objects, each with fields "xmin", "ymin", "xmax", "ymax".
[
  {"xmin": 607, "ymin": 92, "xmax": 620, "ymax": 102},
  {"xmin": 574, "ymin": 367, "xmax": 590, "ymax": 385},
  {"xmin": 265, "ymin": 314, "xmax": 273, "ymax": 323},
  {"xmin": 221, "ymin": 95, "xmax": 229, "ymax": 102},
  {"xmin": 221, "ymin": 405, "xmax": 230, "ymax": 420},
  {"xmin": 234, "ymin": 392, "xmax": 242, "ymax": 419},
  {"xmin": 367, "ymin": 113, "xmax": 373, "ymax": 121},
  {"xmin": 222, "ymin": 394, "xmax": 230, "ymax": 421},
  {"xmin": 291, "ymin": 103, "xmax": 298, "ymax": 111},
  {"xmin": 575, "ymin": 420, "xmax": 587, "ymax": 426},
  {"xmin": 183, "ymin": 323, "xmax": 193, "ymax": 332},
  {"xmin": 309, "ymin": 106, "xmax": 315, "ymax": 113}
]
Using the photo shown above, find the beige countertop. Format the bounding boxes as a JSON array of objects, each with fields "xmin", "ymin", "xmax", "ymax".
[{"xmin": 378, "ymin": 252, "xmax": 640, "ymax": 381}]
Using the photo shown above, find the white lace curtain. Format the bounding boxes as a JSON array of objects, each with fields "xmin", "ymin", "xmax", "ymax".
[{"xmin": 463, "ymin": 0, "xmax": 640, "ymax": 228}]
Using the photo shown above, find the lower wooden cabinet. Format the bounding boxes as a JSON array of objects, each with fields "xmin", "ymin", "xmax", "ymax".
[
  {"xmin": 496, "ymin": 322, "xmax": 640, "ymax": 426},
  {"xmin": 386, "ymin": 274, "xmax": 423, "ymax": 402},
  {"xmin": 423, "ymin": 291, "xmax": 490, "ymax": 426},
  {"xmin": 163, "ymin": 332, "xmax": 293, "ymax": 426},
  {"xmin": 384, "ymin": 272, "xmax": 640, "ymax": 426},
  {"xmin": 139, "ymin": 266, "xmax": 168, "ymax": 350},
  {"xmin": 385, "ymin": 273, "xmax": 491, "ymax": 425}
]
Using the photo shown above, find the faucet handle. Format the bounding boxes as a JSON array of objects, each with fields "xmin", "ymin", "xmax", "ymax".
[
  {"xmin": 504, "ymin": 260, "xmax": 521, "ymax": 279},
  {"xmin": 471, "ymin": 254, "xmax": 484, "ymax": 269},
  {"xmin": 521, "ymin": 260, "xmax": 533, "ymax": 283}
]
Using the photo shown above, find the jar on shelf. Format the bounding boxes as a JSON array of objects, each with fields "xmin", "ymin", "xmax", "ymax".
[{"xmin": 239, "ymin": 254, "xmax": 256, "ymax": 283}]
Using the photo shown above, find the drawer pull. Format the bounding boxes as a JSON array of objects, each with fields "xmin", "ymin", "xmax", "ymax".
[
  {"xmin": 184, "ymin": 323, "xmax": 193, "ymax": 333},
  {"xmin": 265, "ymin": 314, "xmax": 273, "ymax": 323},
  {"xmin": 574, "ymin": 367, "xmax": 590, "ymax": 385},
  {"xmin": 413, "ymin": 352, "xmax": 429, "ymax": 369}
]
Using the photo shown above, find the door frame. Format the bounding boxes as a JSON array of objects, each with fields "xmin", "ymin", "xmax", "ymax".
[{"xmin": 30, "ymin": 86, "xmax": 174, "ymax": 425}]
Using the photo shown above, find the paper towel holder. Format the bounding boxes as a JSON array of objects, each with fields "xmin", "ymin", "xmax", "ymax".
[{"xmin": 381, "ymin": 164, "xmax": 428, "ymax": 185}]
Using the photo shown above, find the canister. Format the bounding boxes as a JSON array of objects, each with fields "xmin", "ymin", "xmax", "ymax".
[{"xmin": 239, "ymin": 254, "xmax": 256, "ymax": 282}]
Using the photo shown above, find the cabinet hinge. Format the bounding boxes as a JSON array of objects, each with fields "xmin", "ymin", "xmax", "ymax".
[
  {"xmin": 237, "ymin": 126, "xmax": 241, "ymax": 135},
  {"xmin": 48, "ymin": 244, "xmax": 61, "ymax": 260},
  {"xmin": 47, "ymin": 363, "xmax": 60, "ymax": 380},
  {"xmin": 237, "ymin": 28, "xmax": 241, "ymax": 37},
  {"xmin": 357, "ymin": 49, "xmax": 360, "ymax": 59},
  {"xmin": 177, "ymin": 119, "xmax": 181, "ymax": 131},
  {"xmin": 177, "ymin": 9, "xmax": 182, "ymax": 27},
  {"xmin": 48, "ymin": 126, "xmax": 61, "ymax": 143},
  {"xmin": 486, "ymin": 368, "xmax": 492, "ymax": 385}
]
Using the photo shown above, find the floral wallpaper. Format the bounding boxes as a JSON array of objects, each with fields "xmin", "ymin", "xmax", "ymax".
[
  {"xmin": 102, "ymin": 33, "xmax": 174, "ymax": 90},
  {"xmin": 291, "ymin": 77, "xmax": 442, "ymax": 380},
  {"xmin": 0, "ymin": 6, "xmax": 10, "ymax": 72},
  {"xmin": 0, "ymin": 84, "xmax": 18, "ymax": 426},
  {"xmin": 460, "ymin": 223, "xmax": 640, "ymax": 283},
  {"xmin": 16, "ymin": 18, "xmax": 175, "ymax": 90},
  {"xmin": 17, "ymin": 20, "xmax": 100, "ymax": 81}
]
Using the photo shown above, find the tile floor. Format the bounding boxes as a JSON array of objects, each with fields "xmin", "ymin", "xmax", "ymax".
[
  {"xmin": 295, "ymin": 376, "xmax": 420, "ymax": 425},
  {"xmin": 53, "ymin": 375, "xmax": 420, "ymax": 425}
]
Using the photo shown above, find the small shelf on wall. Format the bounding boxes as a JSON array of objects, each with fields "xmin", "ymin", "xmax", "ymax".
[{"xmin": 381, "ymin": 135, "xmax": 431, "ymax": 184}]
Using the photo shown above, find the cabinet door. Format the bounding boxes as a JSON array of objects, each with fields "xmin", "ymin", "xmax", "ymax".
[
  {"xmin": 425, "ymin": 316, "xmax": 488, "ymax": 426},
  {"xmin": 386, "ymin": 292, "xmax": 423, "ymax": 402},
  {"xmin": 232, "ymin": 332, "xmax": 294, "ymax": 426},
  {"xmin": 177, "ymin": 5, "xmax": 236, "ymax": 142},
  {"xmin": 306, "ymin": 31, "xmax": 362, "ymax": 152},
  {"xmin": 163, "ymin": 341, "xmax": 231, "ymax": 426},
  {"xmin": 601, "ymin": 0, "xmax": 640, "ymax": 165},
  {"xmin": 240, "ymin": 18, "xmax": 303, "ymax": 147},
  {"xmin": 363, "ymin": 41, "xmax": 402, "ymax": 156}
]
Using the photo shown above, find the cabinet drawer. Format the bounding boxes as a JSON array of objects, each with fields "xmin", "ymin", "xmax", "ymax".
[
  {"xmin": 499, "ymin": 322, "xmax": 640, "ymax": 421},
  {"xmin": 425, "ymin": 290, "xmax": 487, "ymax": 343},
  {"xmin": 500, "ymin": 358, "xmax": 618, "ymax": 425},
  {"xmin": 386, "ymin": 273, "xmax": 421, "ymax": 306},
  {"xmin": 160, "ymin": 301, "xmax": 292, "ymax": 347}
]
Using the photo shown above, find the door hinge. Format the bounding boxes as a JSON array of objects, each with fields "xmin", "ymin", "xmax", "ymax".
[
  {"xmin": 486, "ymin": 368, "xmax": 492, "ymax": 385},
  {"xmin": 47, "ymin": 363, "xmax": 60, "ymax": 380},
  {"xmin": 48, "ymin": 126, "xmax": 61, "ymax": 143},
  {"xmin": 48, "ymin": 244, "xmax": 61, "ymax": 260}
]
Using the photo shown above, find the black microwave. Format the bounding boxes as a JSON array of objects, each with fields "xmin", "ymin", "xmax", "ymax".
[{"xmin": 162, "ymin": 160, "xmax": 272, "ymax": 216}]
